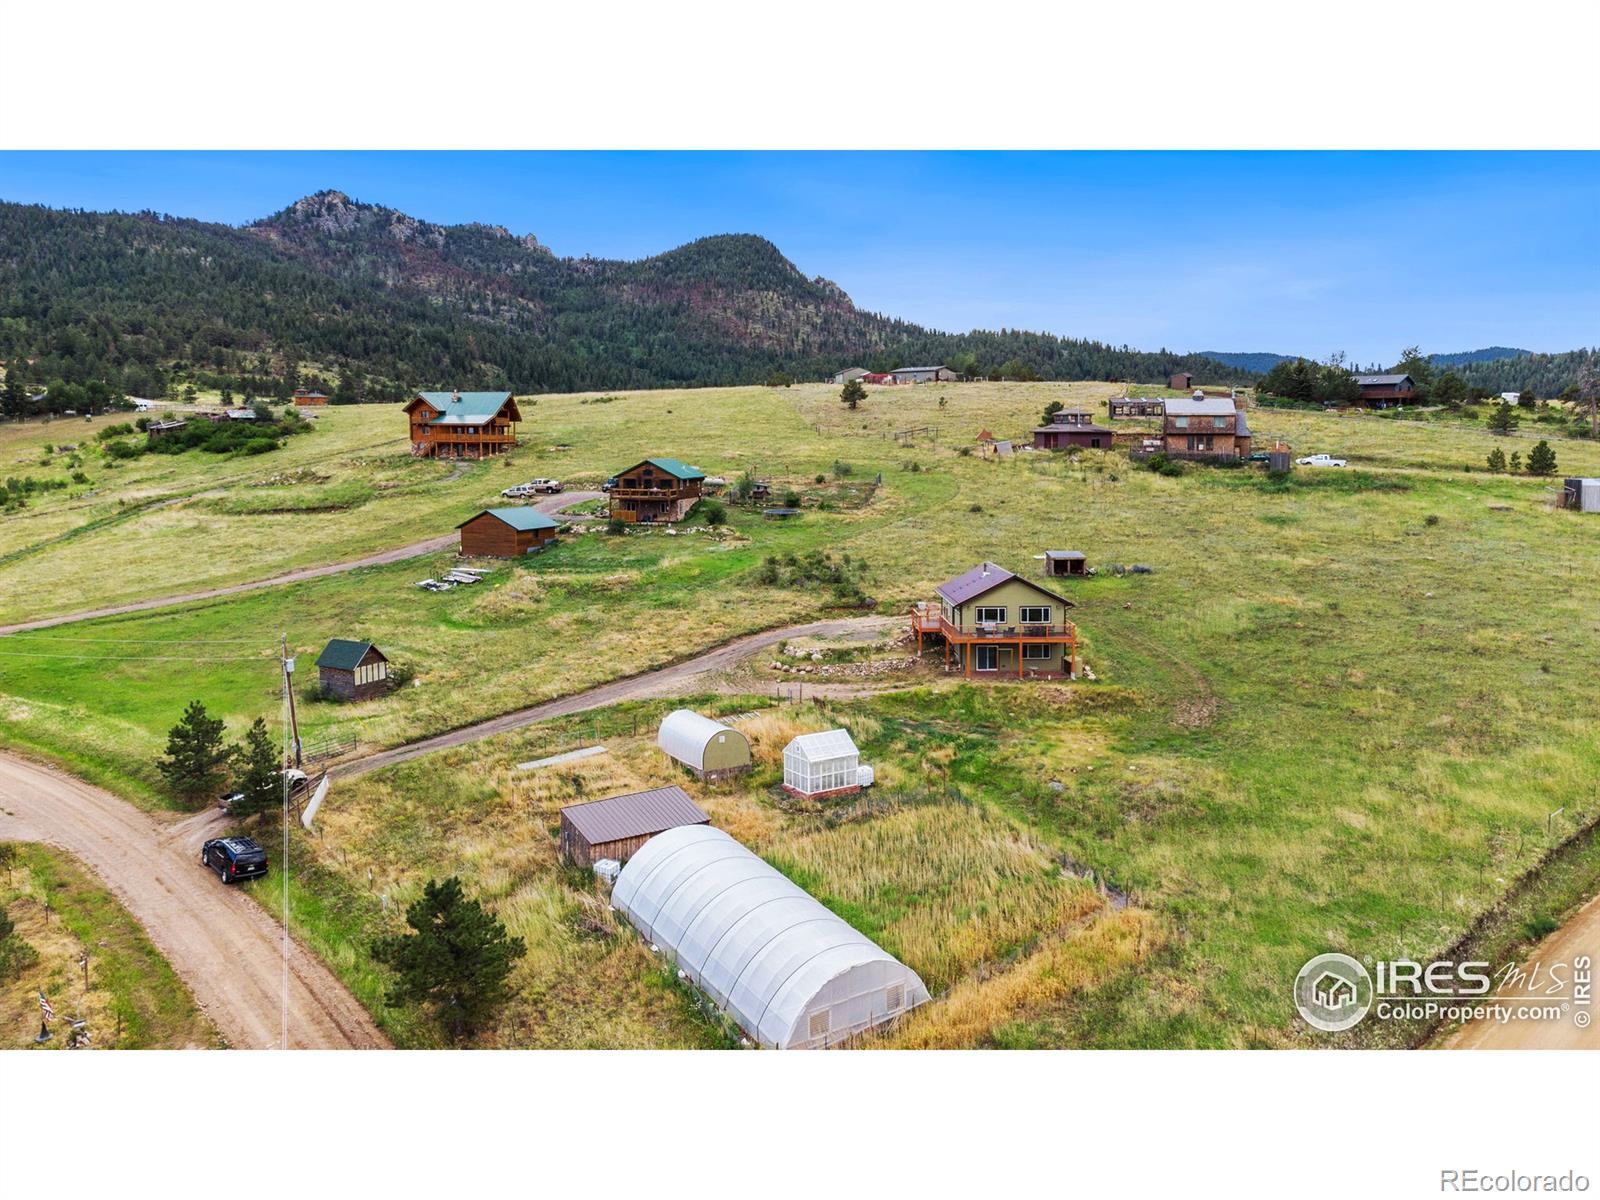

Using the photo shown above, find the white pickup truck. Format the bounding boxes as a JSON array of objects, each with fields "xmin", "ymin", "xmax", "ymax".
[
  {"xmin": 501, "ymin": 479, "xmax": 563, "ymax": 497},
  {"xmin": 1296, "ymin": 453, "xmax": 1348, "ymax": 468}
]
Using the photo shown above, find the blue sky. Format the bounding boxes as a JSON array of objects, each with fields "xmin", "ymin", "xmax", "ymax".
[{"xmin": 1, "ymin": 151, "xmax": 1594, "ymax": 364}]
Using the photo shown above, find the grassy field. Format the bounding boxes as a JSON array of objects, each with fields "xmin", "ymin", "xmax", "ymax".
[
  {"xmin": 1, "ymin": 843, "xmax": 220, "ymax": 1049},
  {"xmin": 3, "ymin": 380, "xmax": 1599, "ymax": 1046}
]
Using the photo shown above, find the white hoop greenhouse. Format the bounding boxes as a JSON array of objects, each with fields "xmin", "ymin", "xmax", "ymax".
[
  {"xmin": 782, "ymin": 728, "xmax": 861, "ymax": 797},
  {"xmin": 656, "ymin": 709, "xmax": 751, "ymax": 780},
  {"xmin": 611, "ymin": 824, "xmax": 929, "ymax": 1048}
]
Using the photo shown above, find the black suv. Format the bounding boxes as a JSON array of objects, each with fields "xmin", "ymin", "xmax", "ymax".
[{"xmin": 201, "ymin": 836, "xmax": 269, "ymax": 884}]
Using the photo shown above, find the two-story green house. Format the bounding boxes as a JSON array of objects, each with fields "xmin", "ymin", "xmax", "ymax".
[{"xmin": 912, "ymin": 562, "xmax": 1079, "ymax": 678}]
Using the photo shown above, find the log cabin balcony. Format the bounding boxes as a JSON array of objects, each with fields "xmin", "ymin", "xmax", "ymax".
[{"xmin": 411, "ymin": 421, "xmax": 518, "ymax": 459}]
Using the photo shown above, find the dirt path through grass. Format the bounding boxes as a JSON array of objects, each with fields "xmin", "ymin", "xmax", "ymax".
[
  {"xmin": 0, "ymin": 751, "xmax": 388, "ymax": 1049},
  {"xmin": 331, "ymin": 613, "xmax": 900, "ymax": 778},
  {"xmin": 0, "ymin": 490, "xmax": 603, "ymax": 636}
]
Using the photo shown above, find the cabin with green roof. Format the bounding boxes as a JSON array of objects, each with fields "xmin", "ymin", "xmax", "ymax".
[
  {"xmin": 457, "ymin": 507, "xmax": 560, "ymax": 557},
  {"xmin": 315, "ymin": 638, "xmax": 391, "ymax": 701},
  {"xmin": 404, "ymin": 389, "xmax": 522, "ymax": 459},
  {"xmin": 608, "ymin": 456, "xmax": 707, "ymax": 524}
]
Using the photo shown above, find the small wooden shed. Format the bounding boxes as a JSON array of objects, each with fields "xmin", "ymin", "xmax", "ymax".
[
  {"xmin": 558, "ymin": 785, "xmax": 710, "ymax": 868},
  {"xmin": 457, "ymin": 507, "xmax": 559, "ymax": 557},
  {"xmin": 315, "ymin": 639, "xmax": 391, "ymax": 701},
  {"xmin": 1169, "ymin": 372, "xmax": 1193, "ymax": 390},
  {"xmin": 1044, "ymin": 550, "xmax": 1088, "ymax": 577}
]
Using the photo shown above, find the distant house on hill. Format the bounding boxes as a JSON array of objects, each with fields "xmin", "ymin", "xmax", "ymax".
[
  {"xmin": 404, "ymin": 390, "xmax": 521, "ymax": 459},
  {"xmin": 457, "ymin": 507, "xmax": 559, "ymax": 556},
  {"xmin": 1169, "ymin": 371, "xmax": 1193, "ymax": 390},
  {"xmin": 1032, "ymin": 408, "xmax": 1114, "ymax": 451},
  {"xmin": 1351, "ymin": 374, "xmax": 1417, "ymax": 408},
  {"xmin": 861, "ymin": 372, "xmax": 894, "ymax": 385},
  {"xmin": 830, "ymin": 367, "xmax": 869, "ymax": 385},
  {"xmin": 607, "ymin": 457, "xmax": 706, "ymax": 524},
  {"xmin": 292, "ymin": 389, "xmax": 331, "ymax": 406},
  {"xmin": 315, "ymin": 639, "xmax": 391, "ymax": 701},
  {"xmin": 1162, "ymin": 395, "xmax": 1252, "ymax": 460},
  {"xmin": 889, "ymin": 365, "xmax": 956, "ymax": 384},
  {"xmin": 146, "ymin": 418, "xmax": 187, "ymax": 440}
]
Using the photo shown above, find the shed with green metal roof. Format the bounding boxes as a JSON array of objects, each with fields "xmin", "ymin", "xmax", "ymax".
[
  {"xmin": 315, "ymin": 638, "xmax": 391, "ymax": 701},
  {"xmin": 457, "ymin": 506, "xmax": 561, "ymax": 557}
]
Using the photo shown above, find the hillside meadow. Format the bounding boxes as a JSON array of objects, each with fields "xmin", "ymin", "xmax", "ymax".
[{"xmin": 2, "ymin": 381, "xmax": 1599, "ymax": 1046}]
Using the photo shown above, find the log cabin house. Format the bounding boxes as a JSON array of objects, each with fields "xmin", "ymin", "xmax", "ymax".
[
  {"xmin": 1032, "ymin": 408, "xmax": 1115, "ymax": 451},
  {"xmin": 315, "ymin": 639, "xmax": 391, "ymax": 701},
  {"xmin": 1161, "ymin": 395, "xmax": 1252, "ymax": 460},
  {"xmin": 457, "ymin": 507, "xmax": 559, "ymax": 556},
  {"xmin": 558, "ymin": 785, "xmax": 710, "ymax": 868},
  {"xmin": 1169, "ymin": 371, "xmax": 1193, "ymax": 390},
  {"xmin": 912, "ymin": 562, "xmax": 1078, "ymax": 678},
  {"xmin": 608, "ymin": 457, "xmax": 706, "ymax": 524},
  {"xmin": 405, "ymin": 390, "xmax": 522, "ymax": 459},
  {"xmin": 292, "ymin": 388, "xmax": 331, "ymax": 405}
]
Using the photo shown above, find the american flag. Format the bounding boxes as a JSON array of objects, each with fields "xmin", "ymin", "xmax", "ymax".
[{"xmin": 38, "ymin": 992, "xmax": 55, "ymax": 1022}]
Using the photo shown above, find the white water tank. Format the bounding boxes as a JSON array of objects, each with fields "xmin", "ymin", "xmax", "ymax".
[{"xmin": 856, "ymin": 764, "xmax": 875, "ymax": 789}]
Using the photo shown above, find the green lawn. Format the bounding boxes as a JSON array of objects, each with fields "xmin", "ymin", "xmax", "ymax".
[{"xmin": 3, "ymin": 381, "xmax": 1599, "ymax": 1046}]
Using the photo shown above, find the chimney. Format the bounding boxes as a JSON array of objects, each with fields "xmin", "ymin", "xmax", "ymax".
[{"xmin": 980, "ymin": 564, "xmax": 990, "ymax": 577}]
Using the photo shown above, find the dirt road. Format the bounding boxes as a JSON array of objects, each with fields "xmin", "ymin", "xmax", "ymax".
[
  {"xmin": 0, "ymin": 753, "xmax": 388, "ymax": 1049},
  {"xmin": 0, "ymin": 491, "xmax": 603, "ymax": 636},
  {"xmin": 1444, "ymin": 890, "xmax": 1600, "ymax": 1050},
  {"xmin": 334, "ymin": 614, "xmax": 900, "ymax": 778}
]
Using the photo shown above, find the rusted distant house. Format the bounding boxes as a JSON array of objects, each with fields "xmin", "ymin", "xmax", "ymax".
[
  {"xmin": 861, "ymin": 372, "xmax": 894, "ymax": 385},
  {"xmin": 1169, "ymin": 371, "xmax": 1193, "ymax": 391},
  {"xmin": 1162, "ymin": 395, "xmax": 1252, "ymax": 460},
  {"xmin": 146, "ymin": 418, "xmax": 187, "ymax": 440},
  {"xmin": 1032, "ymin": 408, "xmax": 1115, "ymax": 451},
  {"xmin": 1351, "ymin": 374, "xmax": 1417, "ymax": 408},
  {"xmin": 558, "ymin": 785, "xmax": 710, "ymax": 868},
  {"xmin": 1108, "ymin": 396, "xmax": 1164, "ymax": 420},
  {"xmin": 292, "ymin": 388, "xmax": 331, "ymax": 406},
  {"xmin": 457, "ymin": 507, "xmax": 560, "ymax": 556},
  {"xmin": 315, "ymin": 639, "xmax": 391, "ymax": 701},
  {"xmin": 405, "ymin": 390, "xmax": 522, "ymax": 459},
  {"xmin": 608, "ymin": 457, "xmax": 706, "ymax": 524}
]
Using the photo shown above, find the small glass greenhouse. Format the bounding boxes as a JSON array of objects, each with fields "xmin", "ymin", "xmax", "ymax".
[
  {"xmin": 611, "ymin": 824, "xmax": 929, "ymax": 1048},
  {"xmin": 782, "ymin": 728, "xmax": 861, "ymax": 797}
]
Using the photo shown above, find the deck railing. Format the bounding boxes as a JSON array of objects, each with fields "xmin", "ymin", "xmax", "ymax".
[{"xmin": 911, "ymin": 603, "xmax": 1076, "ymax": 640}]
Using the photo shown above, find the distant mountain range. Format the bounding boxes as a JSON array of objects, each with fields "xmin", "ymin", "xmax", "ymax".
[
  {"xmin": 1199, "ymin": 345, "xmax": 1591, "ymax": 395},
  {"xmin": 0, "ymin": 191, "xmax": 1249, "ymax": 397},
  {"xmin": 1201, "ymin": 347, "xmax": 1535, "ymax": 372}
]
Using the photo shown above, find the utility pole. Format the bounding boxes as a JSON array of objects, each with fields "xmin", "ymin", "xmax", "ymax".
[{"xmin": 280, "ymin": 634, "xmax": 293, "ymax": 1050}]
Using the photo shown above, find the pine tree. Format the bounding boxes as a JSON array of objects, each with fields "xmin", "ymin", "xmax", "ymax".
[
  {"xmin": 1, "ymin": 369, "xmax": 27, "ymax": 421},
  {"xmin": 1041, "ymin": 400, "xmax": 1065, "ymax": 425},
  {"xmin": 1485, "ymin": 448, "xmax": 1507, "ymax": 473},
  {"xmin": 840, "ymin": 378, "xmax": 866, "ymax": 410},
  {"xmin": 1509, "ymin": 450, "xmax": 1522, "ymax": 474},
  {"xmin": 158, "ymin": 700, "xmax": 231, "ymax": 808},
  {"xmin": 1488, "ymin": 402, "xmax": 1519, "ymax": 435},
  {"xmin": 373, "ymin": 877, "xmax": 526, "ymax": 1041},
  {"xmin": 1527, "ymin": 439, "xmax": 1557, "ymax": 477},
  {"xmin": 229, "ymin": 717, "xmax": 281, "ymax": 818}
]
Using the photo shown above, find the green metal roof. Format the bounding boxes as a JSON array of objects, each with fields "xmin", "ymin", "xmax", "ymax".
[
  {"xmin": 461, "ymin": 507, "xmax": 559, "ymax": 532},
  {"xmin": 316, "ymin": 638, "xmax": 379, "ymax": 671},
  {"xmin": 414, "ymin": 391, "xmax": 516, "ymax": 425},
  {"xmin": 639, "ymin": 457, "xmax": 705, "ymax": 481}
]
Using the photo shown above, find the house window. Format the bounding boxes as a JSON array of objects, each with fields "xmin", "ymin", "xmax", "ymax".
[
  {"xmin": 1022, "ymin": 644, "xmax": 1053, "ymax": 661},
  {"xmin": 1173, "ymin": 416, "xmax": 1189, "ymax": 429},
  {"xmin": 1020, "ymin": 606, "xmax": 1051, "ymax": 624},
  {"xmin": 975, "ymin": 645, "xmax": 998, "ymax": 671},
  {"xmin": 974, "ymin": 606, "xmax": 1006, "ymax": 625}
]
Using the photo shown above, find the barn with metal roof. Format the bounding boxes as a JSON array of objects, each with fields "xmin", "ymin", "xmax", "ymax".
[
  {"xmin": 611, "ymin": 824, "xmax": 929, "ymax": 1048},
  {"xmin": 558, "ymin": 785, "xmax": 709, "ymax": 868}
]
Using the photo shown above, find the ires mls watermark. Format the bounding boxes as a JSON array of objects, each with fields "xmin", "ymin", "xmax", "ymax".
[{"xmin": 1293, "ymin": 951, "xmax": 1592, "ymax": 1032}]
